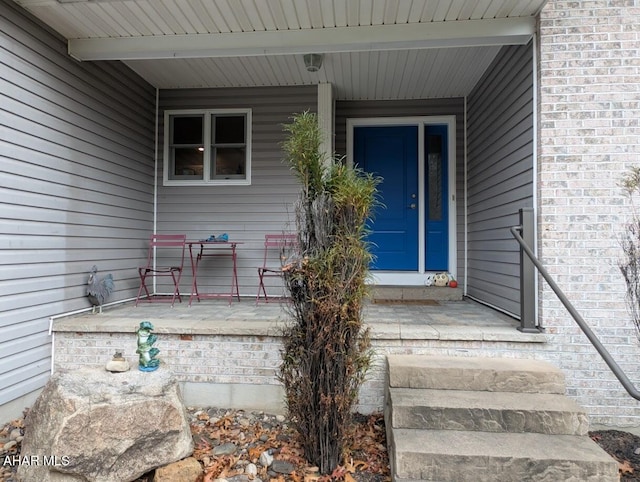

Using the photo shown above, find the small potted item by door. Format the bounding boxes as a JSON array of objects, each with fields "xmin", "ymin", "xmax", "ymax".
[{"xmin": 433, "ymin": 272, "xmax": 449, "ymax": 287}]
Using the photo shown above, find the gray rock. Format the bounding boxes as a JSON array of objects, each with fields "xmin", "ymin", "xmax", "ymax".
[
  {"xmin": 259, "ymin": 450, "xmax": 273, "ymax": 467},
  {"xmin": 3, "ymin": 441, "xmax": 17, "ymax": 451},
  {"xmin": 271, "ymin": 460, "xmax": 295, "ymax": 474},
  {"xmin": 213, "ymin": 443, "xmax": 237, "ymax": 456},
  {"xmin": 16, "ymin": 367, "xmax": 193, "ymax": 482},
  {"xmin": 245, "ymin": 463, "xmax": 258, "ymax": 477}
]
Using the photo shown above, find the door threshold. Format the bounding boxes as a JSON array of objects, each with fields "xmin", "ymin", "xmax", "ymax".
[{"xmin": 370, "ymin": 272, "xmax": 441, "ymax": 286}]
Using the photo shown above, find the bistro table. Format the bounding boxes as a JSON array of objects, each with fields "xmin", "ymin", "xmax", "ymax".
[{"xmin": 187, "ymin": 240, "xmax": 242, "ymax": 306}]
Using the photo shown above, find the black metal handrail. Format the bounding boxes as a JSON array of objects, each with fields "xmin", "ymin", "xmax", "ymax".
[{"xmin": 511, "ymin": 224, "xmax": 640, "ymax": 401}]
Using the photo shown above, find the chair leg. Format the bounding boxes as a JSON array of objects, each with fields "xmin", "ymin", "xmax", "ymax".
[
  {"xmin": 169, "ymin": 269, "xmax": 182, "ymax": 307},
  {"xmin": 136, "ymin": 269, "xmax": 152, "ymax": 306},
  {"xmin": 256, "ymin": 270, "xmax": 268, "ymax": 304}
]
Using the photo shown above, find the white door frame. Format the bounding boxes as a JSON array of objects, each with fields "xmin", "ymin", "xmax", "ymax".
[{"xmin": 346, "ymin": 116, "xmax": 457, "ymax": 286}]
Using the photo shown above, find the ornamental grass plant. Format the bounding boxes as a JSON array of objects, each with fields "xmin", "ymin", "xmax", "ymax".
[
  {"xmin": 278, "ymin": 111, "xmax": 379, "ymax": 474},
  {"xmin": 619, "ymin": 166, "xmax": 640, "ymax": 340}
]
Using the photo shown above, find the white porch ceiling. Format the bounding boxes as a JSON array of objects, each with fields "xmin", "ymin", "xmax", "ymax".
[{"xmin": 13, "ymin": 0, "xmax": 546, "ymax": 100}]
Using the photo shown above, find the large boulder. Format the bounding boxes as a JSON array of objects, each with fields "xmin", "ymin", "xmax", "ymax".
[{"xmin": 17, "ymin": 367, "xmax": 193, "ymax": 482}]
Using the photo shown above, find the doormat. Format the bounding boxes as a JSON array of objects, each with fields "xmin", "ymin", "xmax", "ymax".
[{"xmin": 372, "ymin": 299, "xmax": 440, "ymax": 305}]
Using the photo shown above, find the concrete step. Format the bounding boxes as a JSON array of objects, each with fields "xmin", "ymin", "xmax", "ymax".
[
  {"xmin": 387, "ymin": 387, "xmax": 589, "ymax": 435},
  {"xmin": 372, "ymin": 285, "xmax": 463, "ymax": 302},
  {"xmin": 389, "ymin": 428, "xmax": 619, "ymax": 482},
  {"xmin": 387, "ymin": 355, "xmax": 566, "ymax": 394}
]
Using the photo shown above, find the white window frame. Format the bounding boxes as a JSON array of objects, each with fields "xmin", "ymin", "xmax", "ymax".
[{"xmin": 163, "ymin": 108, "xmax": 252, "ymax": 186}]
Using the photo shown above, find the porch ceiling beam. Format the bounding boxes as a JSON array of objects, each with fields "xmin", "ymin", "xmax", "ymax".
[{"xmin": 67, "ymin": 17, "xmax": 535, "ymax": 61}]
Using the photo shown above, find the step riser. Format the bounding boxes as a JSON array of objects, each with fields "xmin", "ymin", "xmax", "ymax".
[
  {"xmin": 389, "ymin": 368, "xmax": 566, "ymax": 393},
  {"xmin": 387, "ymin": 387, "xmax": 590, "ymax": 436},
  {"xmin": 389, "ymin": 405, "xmax": 589, "ymax": 435},
  {"xmin": 387, "ymin": 356, "xmax": 566, "ymax": 394},
  {"xmin": 393, "ymin": 453, "xmax": 619, "ymax": 482},
  {"xmin": 387, "ymin": 428, "xmax": 619, "ymax": 482}
]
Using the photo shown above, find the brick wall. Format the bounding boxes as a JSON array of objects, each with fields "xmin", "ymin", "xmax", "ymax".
[
  {"xmin": 53, "ymin": 332, "xmax": 546, "ymax": 415},
  {"xmin": 539, "ymin": 0, "xmax": 640, "ymax": 425},
  {"xmin": 54, "ymin": 333, "xmax": 282, "ymax": 385},
  {"xmin": 53, "ymin": 320, "xmax": 638, "ymax": 425}
]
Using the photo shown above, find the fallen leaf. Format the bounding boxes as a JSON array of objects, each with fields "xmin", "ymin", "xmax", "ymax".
[
  {"xmin": 353, "ymin": 460, "xmax": 369, "ymax": 471},
  {"xmin": 248, "ymin": 444, "xmax": 267, "ymax": 461},
  {"xmin": 330, "ymin": 465, "xmax": 347, "ymax": 479},
  {"xmin": 619, "ymin": 459, "xmax": 634, "ymax": 474}
]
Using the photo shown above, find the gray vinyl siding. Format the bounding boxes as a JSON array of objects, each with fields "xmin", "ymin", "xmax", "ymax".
[
  {"xmin": 1, "ymin": 2, "xmax": 155, "ymax": 409},
  {"xmin": 157, "ymin": 86, "xmax": 316, "ymax": 295},
  {"xmin": 466, "ymin": 43, "xmax": 534, "ymax": 316},
  {"xmin": 335, "ymin": 98, "xmax": 466, "ymax": 286}
]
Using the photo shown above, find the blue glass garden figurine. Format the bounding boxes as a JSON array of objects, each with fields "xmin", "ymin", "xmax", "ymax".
[{"xmin": 136, "ymin": 321, "xmax": 160, "ymax": 371}]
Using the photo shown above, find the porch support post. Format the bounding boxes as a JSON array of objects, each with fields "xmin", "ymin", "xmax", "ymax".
[
  {"xmin": 317, "ymin": 83, "xmax": 334, "ymax": 165},
  {"xmin": 518, "ymin": 207, "xmax": 538, "ymax": 332}
]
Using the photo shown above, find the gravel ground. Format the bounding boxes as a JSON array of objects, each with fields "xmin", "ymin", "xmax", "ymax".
[{"xmin": 1, "ymin": 407, "xmax": 390, "ymax": 482}]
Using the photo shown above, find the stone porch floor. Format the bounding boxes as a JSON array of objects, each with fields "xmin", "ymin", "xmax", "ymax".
[{"xmin": 52, "ymin": 297, "xmax": 546, "ymax": 344}]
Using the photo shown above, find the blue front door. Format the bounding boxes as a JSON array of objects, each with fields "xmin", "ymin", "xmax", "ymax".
[{"xmin": 354, "ymin": 126, "xmax": 418, "ymax": 270}]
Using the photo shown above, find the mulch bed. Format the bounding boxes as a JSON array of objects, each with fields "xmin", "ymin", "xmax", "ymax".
[
  {"xmin": 179, "ymin": 409, "xmax": 390, "ymax": 482},
  {"xmin": 0, "ymin": 408, "xmax": 390, "ymax": 482},
  {"xmin": 590, "ymin": 429, "xmax": 640, "ymax": 480}
]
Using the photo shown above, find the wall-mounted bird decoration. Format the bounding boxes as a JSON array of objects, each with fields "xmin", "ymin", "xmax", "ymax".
[{"xmin": 87, "ymin": 265, "xmax": 115, "ymax": 314}]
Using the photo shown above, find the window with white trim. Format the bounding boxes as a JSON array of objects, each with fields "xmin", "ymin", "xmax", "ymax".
[{"xmin": 163, "ymin": 109, "xmax": 251, "ymax": 185}]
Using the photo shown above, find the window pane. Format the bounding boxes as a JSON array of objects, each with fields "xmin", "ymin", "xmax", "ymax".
[
  {"xmin": 214, "ymin": 116, "xmax": 245, "ymax": 144},
  {"xmin": 172, "ymin": 116, "xmax": 203, "ymax": 145},
  {"xmin": 213, "ymin": 147, "xmax": 246, "ymax": 178},
  {"xmin": 427, "ymin": 135, "xmax": 443, "ymax": 221},
  {"xmin": 172, "ymin": 147, "xmax": 203, "ymax": 179}
]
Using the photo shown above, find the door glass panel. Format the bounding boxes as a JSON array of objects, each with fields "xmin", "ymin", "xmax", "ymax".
[{"xmin": 427, "ymin": 135, "xmax": 443, "ymax": 221}]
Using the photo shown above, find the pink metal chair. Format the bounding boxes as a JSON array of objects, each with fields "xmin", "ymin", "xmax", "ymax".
[
  {"xmin": 256, "ymin": 234, "xmax": 297, "ymax": 303},
  {"xmin": 136, "ymin": 234, "xmax": 187, "ymax": 307}
]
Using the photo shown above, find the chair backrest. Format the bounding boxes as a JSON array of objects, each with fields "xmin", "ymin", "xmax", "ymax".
[
  {"xmin": 146, "ymin": 233, "xmax": 187, "ymax": 268},
  {"xmin": 150, "ymin": 233, "xmax": 187, "ymax": 248},
  {"xmin": 262, "ymin": 234, "xmax": 297, "ymax": 267}
]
